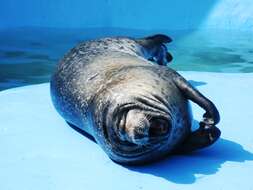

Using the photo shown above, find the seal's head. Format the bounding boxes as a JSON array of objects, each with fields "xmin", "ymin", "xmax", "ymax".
[
  {"xmin": 92, "ymin": 68, "xmax": 191, "ymax": 165},
  {"xmin": 118, "ymin": 109, "xmax": 171, "ymax": 145}
]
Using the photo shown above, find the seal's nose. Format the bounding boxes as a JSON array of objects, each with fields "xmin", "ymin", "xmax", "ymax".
[
  {"xmin": 123, "ymin": 110, "xmax": 171, "ymax": 145},
  {"xmin": 124, "ymin": 110, "xmax": 149, "ymax": 145}
]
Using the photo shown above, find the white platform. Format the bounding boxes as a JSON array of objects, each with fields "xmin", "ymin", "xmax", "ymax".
[{"xmin": 1, "ymin": 72, "xmax": 253, "ymax": 190}]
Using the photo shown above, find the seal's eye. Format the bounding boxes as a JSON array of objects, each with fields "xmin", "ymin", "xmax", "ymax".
[{"xmin": 149, "ymin": 118, "xmax": 171, "ymax": 139}]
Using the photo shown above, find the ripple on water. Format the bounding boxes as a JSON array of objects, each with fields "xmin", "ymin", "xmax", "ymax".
[{"xmin": 0, "ymin": 50, "xmax": 55, "ymax": 61}]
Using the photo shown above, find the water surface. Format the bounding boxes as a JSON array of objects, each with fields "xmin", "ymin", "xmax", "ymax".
[{"xmin": 0, "ymin": 27, "xmax": 252, "ymax": 91}]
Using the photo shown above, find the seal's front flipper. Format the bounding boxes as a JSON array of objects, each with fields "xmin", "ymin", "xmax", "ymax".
[
  {"xmin": 174, "ymin": 126, "xmax": 221, "ymax": 153},
  {"xmin": 136, "ymin": 34, "xmax": 173, "ymax": 65},
  {"xmin": 172, "ymin": 71, "xmax": 220, "ymax": 126},
  {"xmin": 171, "ymin": 70, "xmax": 221, "ymax": 152}
]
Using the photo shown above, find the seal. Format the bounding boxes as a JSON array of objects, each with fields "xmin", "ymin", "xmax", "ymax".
[{"xmin": 50, "ymin": 34, "xmax": 221, "ymax": 165}]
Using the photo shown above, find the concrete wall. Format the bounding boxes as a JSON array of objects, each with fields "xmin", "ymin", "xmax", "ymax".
[
  {"xmin": 0, "ymin": 0, "xmax": 111, "ymax": 28},
  {"xmin": 200, "ymin": 0, "xmax": 253, "ymax": 30},
  {"xmin": 107, "ymin": 0, "xmax": 217, "ymax": 30},
  {"xmin": 0, "ymin": 0, "xmax": 253, "ymax": 30}
]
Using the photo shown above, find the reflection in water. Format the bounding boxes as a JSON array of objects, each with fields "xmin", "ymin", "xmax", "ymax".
[
  {"xmin": 0, "ymin": 62, "xmax": 56, "ymax": 89},
  {"xmin": 2, "ymin": 50, "xmax": 27, "ymax": 58},
  {"xmin": 193, "ymin": 51, "xmax": 246, "ymax": 65},
  {"xmin": 0, "ymin": 28, "xmax": 253, "ymax": 91},
  {"xmin": 0, "ymin": 50, "xmax": 55, "ymax": 61}
]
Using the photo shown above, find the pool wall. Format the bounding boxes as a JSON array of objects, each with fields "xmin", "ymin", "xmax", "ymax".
[{"xmin": 1, "ymin": 0, "xmax": 253, "ymax": 30}]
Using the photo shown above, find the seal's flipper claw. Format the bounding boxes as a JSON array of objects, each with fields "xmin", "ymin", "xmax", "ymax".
[
  {"xmin": 174, "ymin": 125, "xmax": 221, "ymax": 154},
  {"xmin": 166, "ymin": 52, "xmax": 173, "ymax": 63}
]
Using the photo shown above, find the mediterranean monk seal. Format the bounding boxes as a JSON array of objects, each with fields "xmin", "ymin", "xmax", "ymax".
[{"xmin": 50, "ymin": 34, "xmax": 221, "ymax": 165}]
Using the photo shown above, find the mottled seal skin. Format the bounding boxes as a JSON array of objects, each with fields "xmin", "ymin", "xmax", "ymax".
[{"xmin": 50, "ymin": 34, "xmax": 221, "ymax": 165}]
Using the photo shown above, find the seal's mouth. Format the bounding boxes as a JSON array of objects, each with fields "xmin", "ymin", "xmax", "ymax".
[
  {"xmin": 148, "ymin": 117, "xmax": 171, "ymax": 142},
  {"xmin": 117, "ymin": 109, "xmax": 171, "ymax": 145}
]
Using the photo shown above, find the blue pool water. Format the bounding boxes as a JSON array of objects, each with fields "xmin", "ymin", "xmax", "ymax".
[{"xmin": 0, "ymin": 27, "xmax": 253, "ymax": 91}]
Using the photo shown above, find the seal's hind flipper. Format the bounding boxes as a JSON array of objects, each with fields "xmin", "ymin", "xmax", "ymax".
[
  {"xmin": 136, "ymin": 34, "xmax": 173, "ymax": 65},
  {"xmin": 144, "ymin": 34, "xmax": 172, "ymax": 45},
  {"xmin": 137, "ymin": 34, "xmax": 172, "ymax": 47},
  {"xmin": 174, "ymin": 126, "xmax": 221, "ymax": 153},
  {"xmin": 172, "ymin": 71, "xmax": 220, "ymax": 126},
  {"xmin": 171, "ymin": 70, "xmax": 221, "ymax": 152}
]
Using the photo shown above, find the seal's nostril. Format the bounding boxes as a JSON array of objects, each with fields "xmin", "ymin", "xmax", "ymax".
[{"xmin": 149, "ymin": 119, "xmax": 170, "ymax": 138}]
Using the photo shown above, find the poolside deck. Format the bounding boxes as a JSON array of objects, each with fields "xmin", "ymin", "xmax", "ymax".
[{"xmin": 1, "ymin": 72, "xmax": 252, "ymax": 190}]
